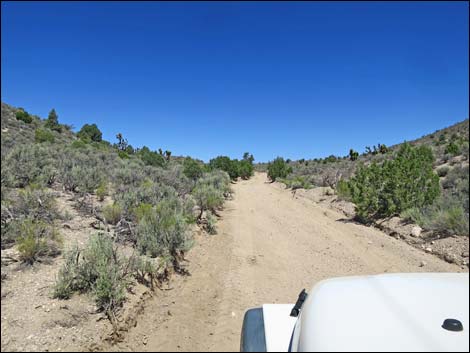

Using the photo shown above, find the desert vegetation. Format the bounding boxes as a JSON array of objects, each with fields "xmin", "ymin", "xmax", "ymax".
[
  {"xmin": 1, "ymin": 102, "xmax": 253, "ymax": 328},
  {"xmin": 262, "ymin": 119, "xmax": 469, "ymax": 239}
]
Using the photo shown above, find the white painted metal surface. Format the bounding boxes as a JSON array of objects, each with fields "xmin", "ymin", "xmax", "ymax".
[
  {"xmin": 292, "ymin": 273, "xmax": 469, "ymax": 352},
  {"xmin": 262, "ymin": 304, "xmax": 297, "ymax": 352}
]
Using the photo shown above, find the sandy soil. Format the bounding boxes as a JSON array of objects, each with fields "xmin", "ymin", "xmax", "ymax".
[{"xmin": 109, "ymin": 172, "xmax": 465, "ymax": 352}]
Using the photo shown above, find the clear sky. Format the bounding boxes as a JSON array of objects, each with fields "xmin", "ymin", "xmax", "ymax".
[{"xmin": 1, "ymin": 1, "xmax": 468, "ymax": 162}]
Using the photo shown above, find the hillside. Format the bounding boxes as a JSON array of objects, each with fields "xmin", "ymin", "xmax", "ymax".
[
  {"xmin": 259, "ymin": 118, "xmax": 469, "ymax": 268},
  {"xmin": 1, "ymin": 102, "xmax": 252, "ymax": 350},
  {"xmin": 257, "ymin": 118, "xmax": 469, "ymax": 185}
]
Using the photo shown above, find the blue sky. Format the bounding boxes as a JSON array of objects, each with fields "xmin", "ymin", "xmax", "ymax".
[{"xmin": 1, "ymin": 1, "xmax": 468, "ymax": 162}]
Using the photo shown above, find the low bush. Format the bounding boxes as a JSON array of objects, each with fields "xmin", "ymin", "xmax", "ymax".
[
  {"xmin": 336, "ymin": 179, "xmax": 351, "ymax": 201},
  {"xmin": 205, "ymin": 213, "xmax": 217, "ymax": 235},
  {"xmin": 53, "ymin": 234, "xmax": 130, "ymax": 315},
  {"xmin": 132, "ymin": 202, "xmax": 153, "ymax": 222},
  {"xmin": 44, "ymin": 109, "xmax": 62, "ymax": 132},
  {"xmin": 402, "ymin": 196, "xmax": 469, "ymax": 237},
  {"xmin": 280, "ymin": 175, "xmax": 311, "ymax": 190},
  {"xmin": 35, "ymin": 128, "xmax": 55, "ymax": 143},
  {"xmin": 436, "ymin": 166, "xmax": 450, "ymax": 177},
  {"xmin": 2, "ymin": 144, "xmax": 57, "ymax": 187},
  {"xmin": 343, "ymin": 143, "xmax": 440, "ymax": 222},
  {"xmin": 196, "ymin": 171, "xmax": 231, "ymax": 196},
  {"xmin": 445, "ymin": 142, "xmax": 459, "ymax": 156},
  {"xmin": 77, "ymin": 124, "xmax": 102, "ymax": 142},
  {"xmin": 192, "ymin": 182, "xmax": 224, "ymax": 220},
  {"xmin": 136, "ymin": 199, "xmax": 193, "ymax": 259},
  {"xmin": 71, "ymin": 139, "xmax": 89, "ymax": 149},
  {"xmin": 15, "ymin": 219, "xmax": 62, "ymax": 264},
  {"xmin": 16, "ymin": 110, "xmax": 32, "ymax": 124},
  {"xmin": 114, "ymin": 180, "xmax": 177, "ymax": 215},
  {"xmin": 267, "ymin": 157, "xmax": 293, "ymax": 182},
  {"xmin": 238, "ymin": 160, "xmax": 254, "ymax": 180},
  {"xmin": 102, "ymin": 203, "xmax": 123, "ymax": 225},
  {"xmin": 208, "ymin": 156, "xmax": 240, "ymax": 181},
  {"xmin": 137, "ymin": 146, "xmax": 165, "ymax": 167},
  {"xmin": 183, "ymin": 158, "xmax": 204, "ymax": 180},
  {"xmin": 14, "ymin": 185, "xmax": 61, "ymax": 222},
  {"xmin": 96, "ymin": 181, "xmax": 108, "ymax": 201}
]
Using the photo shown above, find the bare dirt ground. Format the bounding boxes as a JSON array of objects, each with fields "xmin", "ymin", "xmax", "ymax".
[{"xmin": 108, "ymin": 172, "xmax": 466, "ymax": 352}]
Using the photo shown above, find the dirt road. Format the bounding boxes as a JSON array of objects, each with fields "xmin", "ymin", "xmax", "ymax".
[{"xmin": 113, "ymin": 172, "xmax": 462, "ymax": 352}]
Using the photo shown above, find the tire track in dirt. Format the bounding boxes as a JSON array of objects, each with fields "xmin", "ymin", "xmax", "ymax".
[{"xmin": 113, "ymin": 172, "xmax": 464, "ymax": 352}]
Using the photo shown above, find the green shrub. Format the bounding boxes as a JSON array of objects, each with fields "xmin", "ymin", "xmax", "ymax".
[
  {"xmin": 436, "ymin": 166, "xmax": 450, "ymax": 177},
  {"xmin": 183, "ymin": 158, "xmax": 204, "ymax": 180},
  {"xmin": 345, "ymin": 143, "xmax": 440, "ymax": 222},
  {"xmin": 431, "ymin": 204, "xmax": 468, "ymax": 236},
  {"xmin": 197, "ymin": 171, "xmax": 231, "ymax": 197},
  {"xmin": 192, "ymin": 183, "xmax": 224, "ymax": 220},
  {"xmin": 15, "ymin": 219, "xmax": 61, "ymax": 264},
  {"xmin": 71, "ymin": 139, "xmax": 88, "ymax": 149},
  {"xmin": 118, "ymin": 150, "xmax": 130, "ymax": 159},
  {"xmin": 349, "ymin": 149, "xmax": 359, "ymax": 161},
  {"xmin": 238, "ymin": 160, "xmax": 254, "ymax": 180},
  {"xmin": 102, "ymin": 203, "xmax": 122, "ymax": 225},
  {"xmin": 53, "ymin": 234, "xmax": 130, "ymax": 314},
  {"xmin": 57, "ymin": 150, "xmax": 106, "ymax": 193},
  {"xmin": 136, "ymin": 199, "xmax": 192, "ymax": 259},
  {"xmin": 132, "ymin": 203, "xmax": 153, "ymax": 222},
  {"xmin": 281, "ymin": 175, "xmax": 311, "ymax": 190},
  {"xmin": 114, "ymin": 179, "xmax": 177, "ymax": 216},
  {"xmin": 96, "ymin": 182, "xmax": 108, "ymax": 201},
  {"xmin": 15, "ymin": 185, "xmax": 61, "ymax": 222},
  {"xmin": 16, "ymin": 110, "xmax": 32, "ymax": 124},
  {"xmin": 400, "ymin": 207, "xmax": 426, "ymax": 227},
  {"xmin": 208, "ymin": 156, "xmax": 240, "ymax": 180},
  {"xmin": 52, "ymin": 246, "xmax": 79, "ymax": 299},
  {"xmin": 267, "ymin": 157, "xmax": 293, "ymax": 182},
  {"xmin": 445, "ymin": 142, "xmax": 460, "ymax": 156},
  {"xmin": 442, "ymin": 165, "xmax": 469, "ymax": 192},
  {"xmin": 402, "ymin": 196, "xmax": 469, "ymax": 237},
  {"xmin": 336, "ymin": 179, "xmax": 351, "ymax": 201},
  {"xmin": 439, "ymin": 134, "xmax": 447, "ymax": 144},
  {"xmin": 44, "ymin": 108, "xmax": 62, "ymax": 132},
  {"xmin": 77, "ymin": 124, "xmax": 102, "ymax": 142},
  {"xmin": 35, "ymin": 128, "xmax": 55, "ymax": 143},
  {"xmin": 137, "ymin": 146, "xmax": 165, "ymax": 167},
  {"xmin": 4, "ymin": 146, "xmax": 56, "ymax": 190},
  {"xmin": 205, "ymin": 213, "xmax": 217, "ymax": 235},
  {"xmin": 112, "ymin": 161, "xmax": 146, "ymax": 187}
]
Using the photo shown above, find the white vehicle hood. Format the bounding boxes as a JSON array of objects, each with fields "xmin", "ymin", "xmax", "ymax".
[{"xmin": 293, "ymin": 273, "xmax": 469, "ymax": 352}]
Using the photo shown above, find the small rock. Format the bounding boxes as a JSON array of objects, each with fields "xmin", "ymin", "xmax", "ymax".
[
  {"xmin": 167, "ymin": 310, "xmax": 172, "ymax": 316},
  {"xmin": 368, "ymin": 241, "xmax": 373, "ymax": 245},
  {"xmin": 142, "ymin": 336, "xmax": 148, "ymax": 345},
  {"xmin": 444, "ymin": 254, "xmax": 456, "ymax": 264},
  {"xmin": 425, "ymin": 247, "xmax": 433, "ymax": 253},
  {"xmin": 431, "ymin": 241, "xmax": 435, "ymax": 245},
  {"xmin": 462, "ymin": 251, "xmax": 469, "ymax": 258},
  {"xmin": 419, "ymin": 261, "xmax": 427, "ymax": 267},
  {"xmin": 410, "ymin": 226, "xmax": 422, "ymax": 237}
]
